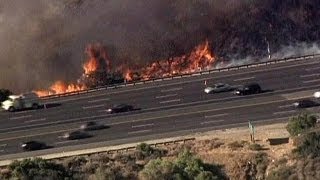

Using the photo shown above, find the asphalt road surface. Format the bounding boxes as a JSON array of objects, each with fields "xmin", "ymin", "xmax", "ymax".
[{"xmin": 0, "ymin": 57, "xmax": 319, "ymax": 159}]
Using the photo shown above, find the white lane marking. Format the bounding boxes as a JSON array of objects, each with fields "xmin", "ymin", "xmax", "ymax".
[
  {"xmin": 278, "ymin": 104, "xmax": 293, "ymax": 108},
  {"xmin": 303, "ymin": 79, "xmax": 320, "ymax": 83},
  {"xmin": 9, "ymin": 115, "xmax": 32, "ymax": 120},
  {"xmin": 14, "ymin": 110, "xmax": 35, "ymax": 114},
  {"xmin": 54, "ymin": 140, "xmax": 78, "ymax": 145},
  {"xmin": 306, "ymin": 66, "xmax": 320, "ymax": 71},
  {"xmin": 300, "ymin": 73, "xmax": 320, "ymax": 78},
  {"xmin": 200, "ymin": 119, "xmax": 225, "ymax": 125},
  {"xmin": 132, "ymin": 123, "xmax": 154, "ymax": 128},
  {"xmin": 155, "ymin": 94, "xmax": 177, "ymax": 99},
  {"xmin": 24, "ymin": 118, "xmax": 47, "ymax": 123},
  {"xmin": 233, "ymin": 76, "xmax": 255, "ymax": 81},
  {"xmin": 273, "ymin": 110, "xmax": 296, "ymax": 115},
  {"xmin": 128, "ymin": 129, "xmax": 152, "ymax": 135},
  {"xmin": 82, "ymin": 104, "xmax": 105, "ymax": 109},
  {"xmin": 159, "ymin": 99, "xmax": 181, "ymax": 104},
  {"xmin": 204, "ymin": 113, "xmax": 228, "ymax": 119},
  {"xmin": 48, "ymin": 93, "xmax": 108, "ymax": 103},
  {"xmin": 161, "ymin": 87, "xmax": 183, "ymax": 92},
  {"xmin": 87, "ymin": 98, "xmax": 110, "ymax": 103}
]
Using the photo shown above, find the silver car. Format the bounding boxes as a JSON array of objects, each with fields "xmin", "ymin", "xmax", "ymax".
[{"xmin": 204, "ymin": 83, "xmax": 232, "ymax": 94}]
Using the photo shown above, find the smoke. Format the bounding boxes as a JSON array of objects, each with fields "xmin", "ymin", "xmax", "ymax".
[
  {"xmin": 0, "ymin": 0, "xmax": 319, "ymax": 93},
  {"xmin": 272, "ymin": 43, "xmax": 320, "ymax": 59}
]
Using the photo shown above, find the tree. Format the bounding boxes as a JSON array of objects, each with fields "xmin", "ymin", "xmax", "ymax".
[
  {"xmin": 286, "ymin": 113, "xmax": 317, "ymax": 136},
  {"xmin": 7, "ymin": 158, "xmax": 70, "ymax": 180}
]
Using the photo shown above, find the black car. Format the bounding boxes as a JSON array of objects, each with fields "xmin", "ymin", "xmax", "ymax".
[
  {"xmin": 234, "ymin": 83, "xmax": 262, "ymax": 95},
  {"xmin": 62, "ymin": 131, "xmax": 90, "ymax": 140},
  {"xmin": 293, "ymin": 99, "xmax": 318, "ymax": 108},
  {"xmin": 107, "ymin": 104, "xmax": 134, "ymax": 114},
  {"xmin": 80, "ymin": 121, "xmax": 106, "ymax": 131},
  {"xmin": 21, "ymin": 141, "xmax": 47, "ymax": 151}
]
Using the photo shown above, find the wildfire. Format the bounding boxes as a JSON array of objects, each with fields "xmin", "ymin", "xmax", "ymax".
[
  {"xmin": 34, "ymin": 40, "xmax": 217, "ymax": 97},
  {"xmin": 124, "ymin": 40, "xmax": 216, "ymax": 81},
  {"xmin": 34, "ymin": 81, "xmax": 86, "ymax": 97},
  {"xmin": 84, "ymin": 43, "xmax": 110, "ymax": 74}
]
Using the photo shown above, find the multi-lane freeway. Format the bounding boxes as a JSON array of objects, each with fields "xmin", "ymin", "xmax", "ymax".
[{"xmin": 0, "ymin": 57, "xmax": 320, "ymax": 160}]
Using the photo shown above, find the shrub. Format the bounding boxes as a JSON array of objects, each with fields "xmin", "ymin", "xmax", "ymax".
[
  {"xmin": 266, "ymin": 166, "xmax": 294, "ymax": 180},
  {"xmin": 293, "ymin": 132, "xmax": 320, "ymax": 158},
  {"xmin": 135, "ymin": 143, "xmax": 166, "ymax": 160},
  {"xmin": 7, "ymin": 158, "xmax": 70, "ymax": 180},
  {"xmin": 249, "ymin": 143, "xmax": 264, "ymax": 151},
  {"xmin": 228, "ymin": 141, "xmax": 245, "ymax": 150},
  {"xmin": 286, "ymin": 113, "xmax": 317, "ymax": 136},
  {"xmin": 253, "ymin": 152, "xmax": 269, "ymax": 178},
  {"xmin": 139, "ymin": 149, "xmax": 227, "ymax": 180},
  {"xmin": 139, "ymin": 158, "xmax": 176, "ymax": 180}
]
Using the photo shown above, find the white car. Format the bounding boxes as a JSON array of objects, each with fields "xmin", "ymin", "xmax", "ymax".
[
  {"xmin": 204, "ymin": 83, "xmax": 232, "ymax": 94},
  {"xmin": 314, "ymin": 91, "xmax": 320, "ymax": 98}
]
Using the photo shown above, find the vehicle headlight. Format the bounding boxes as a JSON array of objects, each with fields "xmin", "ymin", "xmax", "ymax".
[{"xmin": 314, "ymin": 92, "xmax": 320, "ymax": 98}]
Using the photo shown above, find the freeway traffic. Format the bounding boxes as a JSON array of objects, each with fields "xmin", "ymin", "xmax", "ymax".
[{"xmin": 0, "ymin": 57, "xmax": 319, "ymax": 158}]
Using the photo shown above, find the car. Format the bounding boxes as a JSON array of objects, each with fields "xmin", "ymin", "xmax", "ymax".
[
  {"xmin": 107, "ymin": 104, "xmax": 134, "ymax": 114},
  {"xmin": 234, "ymin": 83, "xmax": 261, "ymax": 95},
  {"xmin": 62, "ymin": 131, "xmax": 90, "ymax": 140},
  {"xmin": 314, "ymin": 91, "xmax": 320, "ymax": 99},
  {"xmin": 21, "ymin": 141, "xmax": 47, "ymax": 151},
  {"xmin": 80, "ymin": 121, "xmax": 106, "ymax": 131},
  {"xmin": 204, "ymin": 83, "xmax": 232, "ymax": 94},
  {"xmin": 293, "ymin": 99, "xmax": 318, "ymax": 108}
]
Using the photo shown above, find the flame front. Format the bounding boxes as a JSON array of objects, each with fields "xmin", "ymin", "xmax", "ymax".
[
  {"xmin": 124, "ymin": 40, "xmax": 216, "ymax": 81},
  {"xmin": 34, "ymin": 81, "xmax": 86, "ymax": 96},
  {"xmin": 83, "ymin": 59, "xmax": 98, "ymax": 74},
  {"xmin": 34, "ymin": 40, "xmax": 217, "ymax": 97}
]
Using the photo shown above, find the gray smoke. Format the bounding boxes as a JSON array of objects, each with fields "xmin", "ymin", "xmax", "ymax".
[
  {"xmin": 0, "ymin": 0, "xmax": 319, "ymax": 93},
  {"xmin": 0, "ymin": 0, "xmax": 214, "ymax": 92}
]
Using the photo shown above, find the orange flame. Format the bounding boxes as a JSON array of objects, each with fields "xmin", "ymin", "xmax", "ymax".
[
  {"xmin": 34, "ymin": 81, "xmax": 86, "ymax": 97},
  {"xmin": 124, "ymin": 39, "xmax": 216, "ymax": 81},
  {"xmin": 83, "ymin": 59, "xmax": 98, "ymax": 74},
  {"xmin": 35, "ymin": 40, "xmax": 216, "ymax": 97}
]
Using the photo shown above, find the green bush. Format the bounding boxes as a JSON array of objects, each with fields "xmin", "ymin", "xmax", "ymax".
[
  {"xmin": 286, "ymin": 113, "xmax": 317, "ymax": 136},
  {"xmin": 7, "ymin": 158, "xmax": 70, "ymax": 180},
  {"xmin": 135, "ymin": 143, "xmax": 166, "ymax": 160},
  {"xmin": 293, "ymin": 132, "xmax": 320, "ymax": 158},
  {"xmin": 139, "ymin": 149, "xmax": 226, "ymax": 180}
]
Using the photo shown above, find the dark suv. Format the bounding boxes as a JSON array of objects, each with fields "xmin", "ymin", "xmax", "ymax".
[
  {"xmin": 107, "ymin": 104, "xmax": 134, "ymax": 114},
  {"xmin": 21, "ymin": 141, "xmax": 47, "ymax": 151},
  {"xmin": 234, "ymin": 83, "xmax": 262, "ymax": 95}
]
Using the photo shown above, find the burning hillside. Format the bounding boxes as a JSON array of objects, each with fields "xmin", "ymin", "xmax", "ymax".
[
  {"xmin": 124, "ymin": 40, "xmax": 215, "ymax": 81},
  {"xmin": 35, "ymin": 40, "xmax": 216, "ymax": 96},
  {"xmin": 1, "ymin": 0, "xmax": 320, "ymax": 93}
]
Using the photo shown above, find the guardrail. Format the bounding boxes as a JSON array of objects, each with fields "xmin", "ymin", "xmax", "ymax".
[
  {"xmin": 104, "ymin": 137, "xmax": 196, "ymax": 154},
  {"xmin": 41, "ymin": 53, "xmax": 320, "ymax": 100}
]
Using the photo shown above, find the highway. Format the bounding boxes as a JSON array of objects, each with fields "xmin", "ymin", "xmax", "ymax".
[{"xmin": 0, "ymin": 57, "xmax": 319, "ymax": 159}]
